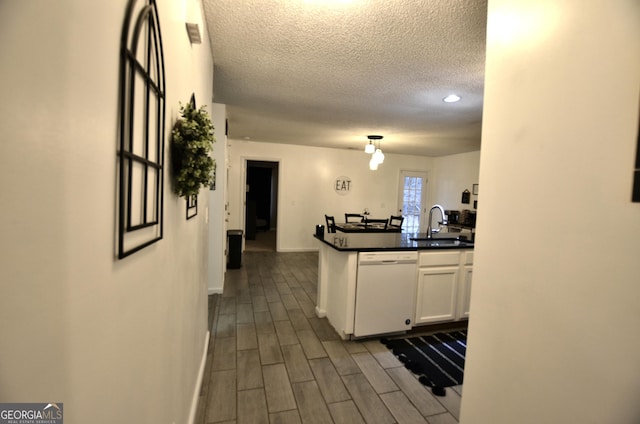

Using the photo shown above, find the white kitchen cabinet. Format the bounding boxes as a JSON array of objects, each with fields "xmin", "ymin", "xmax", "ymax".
[
  {"xmin": 316, "ymin": 233, "xmax": 475, "ymax": 337},
  {"xmin": 458, "ymin": 265, "xmax": 473, "ymax": 319},
  {"xmin": 415, "ymin": 250, "xmax": 474, "ymax": 325},
  {"xmin": 415, "ymin": 266, "xmax": 459, "ymax": 323}
]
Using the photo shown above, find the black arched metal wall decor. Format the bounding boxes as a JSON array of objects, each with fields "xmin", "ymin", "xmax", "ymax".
[
  {"xmin": 186, "ymin": 93, "xmax": 198, "ymax": 220},
  {"xmin": 117, "ymin": 0, "xmax": 166, "ymax": 259}
]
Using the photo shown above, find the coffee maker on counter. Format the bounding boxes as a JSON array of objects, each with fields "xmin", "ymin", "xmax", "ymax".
[
  {"xmin": 445, "ymin": 210, "xmax": 460, "ymax": 224},
  {"xmin": 459, "ymin": 210, "xmax": 476, "ymax": 227},
  {"xmin": 445, "ymin": 209, "xmax": 476, "ymax": 227}
]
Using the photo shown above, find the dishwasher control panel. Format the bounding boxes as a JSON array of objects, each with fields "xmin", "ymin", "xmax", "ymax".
[{"xmin": 358, "ymin": 251, "xmax": 418, "ymax": 265}]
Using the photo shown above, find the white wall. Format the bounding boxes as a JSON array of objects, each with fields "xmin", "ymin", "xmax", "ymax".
[
  {"xmin": 433, "ymin": 151, "xmax": 481, "ymax": 211},
  {"xmin": 461, "ymin": 1, "xmax": 640, "ymax": 423},
  {"xmin": 227, "ymin": 140, "xmax": 481, "ymax": 251},
  {"xmin": 208, "ymin": 103, "xmax": 228, "ymax": 294},
  {"xmin": 0, "ymin": 1, "xmax": 213, "ymax": 422},
  {"xmin": 228, "ymin": 140, "xmax": 434, "ymax": 250}
]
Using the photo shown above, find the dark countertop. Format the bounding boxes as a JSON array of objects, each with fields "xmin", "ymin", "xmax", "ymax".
[{"xmin": 314, "ymin": 232, "xmax": 474, "ymax": 252}]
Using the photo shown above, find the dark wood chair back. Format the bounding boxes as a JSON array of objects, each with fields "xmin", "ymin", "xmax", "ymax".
[
  {"xmin": 389, "ymin": 215, "xmax": 404, "ymax": 228},
  {"xmin": 325, "ymin": 215, "xmax": 336, "ymax": 233},
  {"xmin": 345, "ymin": 213, "xmax": 364, "ymax": 223}
]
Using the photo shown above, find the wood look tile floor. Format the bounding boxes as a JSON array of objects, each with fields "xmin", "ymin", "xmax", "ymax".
[{"xmin": 197, "ymin": 251, "xmax": 462, "ymax": 424}]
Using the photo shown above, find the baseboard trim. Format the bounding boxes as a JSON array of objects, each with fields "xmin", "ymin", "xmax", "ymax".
[
  {"xmin": 188, "ymin": 330, "xmax": 210, "ymax": 424},
  {"xmin": 276, "ymin": 247, "xmax": 319, "ymax": 253}
]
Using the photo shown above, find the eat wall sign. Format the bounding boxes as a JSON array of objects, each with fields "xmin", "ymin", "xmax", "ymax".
[{"xmin": 335, "ymin": 176, "xmax": 352, "ymax": 195}]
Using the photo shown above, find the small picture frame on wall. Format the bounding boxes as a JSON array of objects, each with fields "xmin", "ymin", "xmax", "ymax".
[
  {"xmin": 472, "ymin": 184, "xmax": 479, "ymax": 195},
  {"xmin": 209, "ymin": 161, "xmax": 217, "ymax": 191},
  {"xmin": 632, "ymin": 100, "xmax": 640, "ymax": 202},
  {"xmin": 186, "ymin": 194, "xmax": 198, "ymax": 219}
]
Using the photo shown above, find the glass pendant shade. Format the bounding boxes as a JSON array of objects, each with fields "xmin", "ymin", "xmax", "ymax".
[
  {"xmin": 369, "ymin": 157, "xmax": 379, "ymax": 170},
  {"xmin": 364, "ymin": 142, "xmax": 375, "ymax": 154},
  {"xmin": 373, "ymin": 148, "xmax": 384, "ymax": 164}
]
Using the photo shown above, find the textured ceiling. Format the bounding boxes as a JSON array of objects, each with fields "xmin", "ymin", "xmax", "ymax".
[{"xmin": 203, "ymin": 0, "xmax": 487, "ymax": 157}]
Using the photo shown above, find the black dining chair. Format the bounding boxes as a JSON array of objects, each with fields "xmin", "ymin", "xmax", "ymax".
[
  {"xmin": 345, "ymin": 213, "xmax": 365, "ymax": 223},
  {"xmin": 364, "ymin": 218, "xmax": 388, "ymax": 229},
  {"xmin": 325, "ymin": 215, "xmax": 336, "ymax": 233},
  {"xmin": 389, "ymin": 215, "xmax": 404, "ymax": 228}
]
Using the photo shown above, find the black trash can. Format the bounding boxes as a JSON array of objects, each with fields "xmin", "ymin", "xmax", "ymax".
[{"xmin": 227, "ymin": 229, "xmax": 243, "ymax": 269}]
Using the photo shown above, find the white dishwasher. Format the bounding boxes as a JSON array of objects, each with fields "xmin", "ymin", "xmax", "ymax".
[{"xmin": 353, "ymin": 251, "xmax": 418, "ymax": 337}]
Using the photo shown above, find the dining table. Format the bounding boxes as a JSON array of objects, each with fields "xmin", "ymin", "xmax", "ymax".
[{"xmin": 333, "ymin": 222, "xmax": 402, "ymax": 233}]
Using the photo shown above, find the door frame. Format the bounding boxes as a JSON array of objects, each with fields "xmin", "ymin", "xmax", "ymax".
[
  {"xmin": 241, "ymin": 156, "xmax": 282, "ymax": 251},
  {"xmin": 397, "ymin": 170, "xmax": 429, "ymax": 233}
]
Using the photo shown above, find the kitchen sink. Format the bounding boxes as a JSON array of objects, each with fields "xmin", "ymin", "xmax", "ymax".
[
  {"xmin": 414, "ymin": 239, "xmax": 474, "ymax": 248},
  {"xmin": 409, "ymin": 233, "xmax": 474, "ymax": 247},
  {"xmin": 424, "ymin": 239, "xmax": 465, "ymax": 246},
  {"xmin": 409, "ymin": 235, "xmax": 460, "ymax": 241}
]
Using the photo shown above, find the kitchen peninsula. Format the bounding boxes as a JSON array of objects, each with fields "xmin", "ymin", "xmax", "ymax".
[{"xmin": 314, "ymin": 232, "xmax": 474, "ymax": 339}]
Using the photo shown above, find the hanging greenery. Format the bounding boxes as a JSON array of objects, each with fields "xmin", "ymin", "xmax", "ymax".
[{"xmin": 171, "ymin": 101, "xmax": 215, "ymax": 198}]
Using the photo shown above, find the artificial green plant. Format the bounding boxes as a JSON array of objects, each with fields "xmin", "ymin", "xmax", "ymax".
[{"xmin": 171, "ymin": 101, "xmax": 215, "ymax": 198}]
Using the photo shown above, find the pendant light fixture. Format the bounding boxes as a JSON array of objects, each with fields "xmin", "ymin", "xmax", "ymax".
[
  {"xmin": 369, "ymin": 156, "xmax": 379, "ymax": 170},
  {"xmin": 366, "ymin": 135, "xmax": 382, "ymax": 153},
  {"xmin": 366, "ymin": 135, "xmax": 384, "ymax": 170},
  {"xmin": 373, "ymin": 144, "xmax": 384, "ymax": 164},
  {"xmin": 364, "ymin": 139, "xmax": 376, "ymax": 154}
]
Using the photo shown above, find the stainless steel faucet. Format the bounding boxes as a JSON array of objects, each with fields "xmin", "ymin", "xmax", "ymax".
[{"xmin": 426, "ymin": 204, "xmax": 447, "ymax": 238}]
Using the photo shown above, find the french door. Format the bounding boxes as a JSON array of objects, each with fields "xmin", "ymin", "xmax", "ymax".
[{"xmin": 397, "ymin": 171, "xmax": 427, "ymax": 233}]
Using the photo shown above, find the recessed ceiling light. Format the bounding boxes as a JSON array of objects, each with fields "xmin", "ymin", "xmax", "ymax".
[{"xmin": 443, "ymin": 94, "xmax": 461, "ymax": 103}]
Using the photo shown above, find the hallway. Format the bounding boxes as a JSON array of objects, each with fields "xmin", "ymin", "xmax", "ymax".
[
  {"xmin": 245, "ymin": 230, "xmax": 277, "ymax": 252},
  {"xmin": 197, "ymin": 251, "xmax": 462, "ymax": 424}
]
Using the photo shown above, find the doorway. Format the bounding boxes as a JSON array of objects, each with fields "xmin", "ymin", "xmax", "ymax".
[
  {"xmin": 245, "ymin": 160, "xmax": 279, "ymax": 251},
  {"xmin": 397, "ymin": 171, "xmax": 428, "ymax": 233}
]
